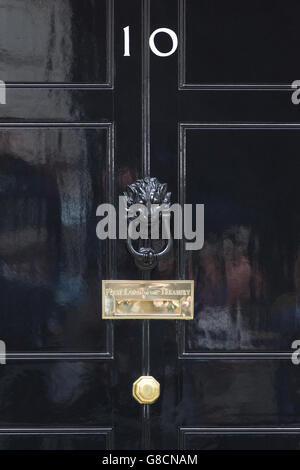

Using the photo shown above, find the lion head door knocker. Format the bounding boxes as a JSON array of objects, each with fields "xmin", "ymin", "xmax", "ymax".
[{"xmin": 124, "ymin": 177, "xmax": 172, "ymax": 271}]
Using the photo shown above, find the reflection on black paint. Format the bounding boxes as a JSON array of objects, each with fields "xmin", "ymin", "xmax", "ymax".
[
  {"xmin": 0, "ymin": 0, "xmax": 107, "ymax": 83},
  {"xmin": 0, "ymin": 129, "xmax": 108, "ymax": 352},
  {"xmin": 186, "ymin": 130, "xmax": 300, "ymax": 351}
]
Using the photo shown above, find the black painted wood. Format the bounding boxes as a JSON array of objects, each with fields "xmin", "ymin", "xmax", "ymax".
[{"xmin": 0, "ymin": 0, "xmax": 299, "ymax": 450}]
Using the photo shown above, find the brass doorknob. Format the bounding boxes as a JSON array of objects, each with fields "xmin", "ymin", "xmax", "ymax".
[{"xmin": 132, "ymin": 376, "xmax": 160, "ymax": 404}]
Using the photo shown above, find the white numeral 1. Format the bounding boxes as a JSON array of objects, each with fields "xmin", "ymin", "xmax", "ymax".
[{"xmin": 123, "ymin": 26, "xmax": 130, "ymax": 56}]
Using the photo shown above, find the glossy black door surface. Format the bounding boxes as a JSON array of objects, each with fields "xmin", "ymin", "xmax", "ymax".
[{"xmin": 1, "ymin": 0, "xmax": 300, "ymax": 450}]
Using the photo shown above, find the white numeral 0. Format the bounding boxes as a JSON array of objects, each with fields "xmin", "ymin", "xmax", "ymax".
[
  {"xmin": 149, "ymin": 28, "xmax": 178, "ymax": 57},
  {"xmin": 123, "ymin": 26, "xmax": 178, "ymax": 57}
]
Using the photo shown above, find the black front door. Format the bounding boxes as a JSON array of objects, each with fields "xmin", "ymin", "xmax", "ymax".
[{"xmin": 1, "ymin": 0, "xmax": 300, "ymax": 451}]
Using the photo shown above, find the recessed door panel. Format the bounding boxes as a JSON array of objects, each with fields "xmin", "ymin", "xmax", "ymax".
[
  {"xmin": 185, "ymin": 128, "xmax": 300, "ymax": 352},
  {"xmin": 0, "ymin": 0, "xmax": 110, "ymax": 85},
  {"xmin": 0, "ymin": 126, "xmax": 112, "ymax": 356},
  {"xmin": 183, "ymin": 0, "xmax": 300, "ymax": 85}
]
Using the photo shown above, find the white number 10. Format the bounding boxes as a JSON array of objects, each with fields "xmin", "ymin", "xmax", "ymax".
[{"xmin": 123, "ymin": 26, "xmax": 178, "ymax": 57}]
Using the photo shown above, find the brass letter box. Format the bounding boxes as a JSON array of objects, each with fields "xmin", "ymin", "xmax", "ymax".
[{"xmin": 102, "ymin": 280, "xmax": 194, "ymax": 320}]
